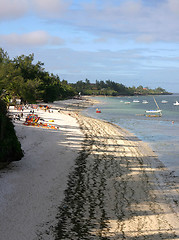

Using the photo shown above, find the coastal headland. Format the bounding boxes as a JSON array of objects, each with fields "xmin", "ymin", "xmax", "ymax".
[{"xmin": 0, "ymin": 97, "xmax": 178, "ymax": 239}]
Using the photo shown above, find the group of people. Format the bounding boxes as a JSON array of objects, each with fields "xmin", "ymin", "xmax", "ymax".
[
  {"xmin": 13, "ymin": 112, "xmax": 23, "ymax": 121},
  {"xmin": 13, "ymin": 105, "xmax": 37, "ymax": 122}
]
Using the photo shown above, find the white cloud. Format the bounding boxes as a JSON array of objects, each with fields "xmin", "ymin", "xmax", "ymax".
[
  {"xmin": 119, "ymin": 0, "xmax": 142, "ymax": 16},
  {"xmin": 168, "ymin": 0, "xmax": 179, "ymax": 14},
  {"xmin": 31, "ymin": 0, "xmax": 72, "ymax": 18},
  {"xmin": 136, "ymin": 34, "xmax": 156, "ymax": 43},
  {"xmin": 0, "ymin": 0, "xmax": 28, "ymax": 20},
  {"xmin": 1, "ymin": 0, "xmax": 179, "ymax": 46},
  {"xmin": 50, "ymin": 36, "xmax": 64, "ymax": 45},
  {"xmin": 0, "ymin": 0, "xmax": 72, "ymax": 21},
  {"xmin": 71, "ymin": 0, "xmax": 179, "ymax": 43},
  {"xmin": 0, "ymin": 31, "xmax": 64, "ymax": 46}
]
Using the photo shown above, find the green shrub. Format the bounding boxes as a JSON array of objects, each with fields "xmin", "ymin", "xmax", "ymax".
[{"xmin": 0, "ymin": 100, "xmax": 24, "ymax": 165}]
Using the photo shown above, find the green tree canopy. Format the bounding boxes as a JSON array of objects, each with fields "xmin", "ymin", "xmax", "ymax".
[{"xmin": 0, "ymin": 48, "xmax": 76, "ymax": 103}]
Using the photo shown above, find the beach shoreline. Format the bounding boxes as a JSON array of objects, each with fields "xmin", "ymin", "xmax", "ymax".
[
  {"xmin": 58, "ymin": 110, "xmax": 179, "ymax": 239},
  {"xmin": 0, "ymin": 98, "xmax": 179, "ymax": 239}
]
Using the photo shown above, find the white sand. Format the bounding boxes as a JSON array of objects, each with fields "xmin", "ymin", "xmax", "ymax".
[
  {"xmin": 0, "ymin": 100, "xmax": 179, "ymax": 239},
  {"xmin": 0, "ymin": 106, "xmax": 83, "ymax": 240}
]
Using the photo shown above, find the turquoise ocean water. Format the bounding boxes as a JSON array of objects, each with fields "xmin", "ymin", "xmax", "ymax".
[{"xmin": 83, "ymin": 94, "xmax": 179, "ymax": 176}]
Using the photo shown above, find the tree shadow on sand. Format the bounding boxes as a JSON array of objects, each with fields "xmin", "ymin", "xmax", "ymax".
[{"xmin": 54, "ymin": 120, "xmax": 179, "ymax": 240}]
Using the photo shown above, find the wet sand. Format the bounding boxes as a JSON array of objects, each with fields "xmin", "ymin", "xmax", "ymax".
[{"xmin": 0, "ymin": 98, "xmax": 179, "ymax": 239}]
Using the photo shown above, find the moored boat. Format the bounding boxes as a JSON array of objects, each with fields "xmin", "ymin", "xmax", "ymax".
[
  {"xmin": 145, "ymin": 110, "xmax": 162, "ymax": 114},
  {"xmin": 161, "ymin": 100, "xmax": 168, "ymax": 103},
  {"xmin": 96, "ymin": 108, "xmax": 101, "ymax": 113},
  {"xmin": 145, "ymin": 97, "xmax": 162, "ymax": 117},
  {"xmin": 173, "ymin": 101, "xmax": 179, "ymax": 106},
  {"xmin": 145, "ymin": 109, "xmax": 162, "ymax": 117}
]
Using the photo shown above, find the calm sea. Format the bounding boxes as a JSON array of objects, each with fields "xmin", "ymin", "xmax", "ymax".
[{"xmin": 83, "ymin": 94, "xmax": 179, "ymax": 177}]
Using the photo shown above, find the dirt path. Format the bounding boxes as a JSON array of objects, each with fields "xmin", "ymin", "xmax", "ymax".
[{"xmin": 54, "ymin": 114, "xmax": 179, "ymax": 240}]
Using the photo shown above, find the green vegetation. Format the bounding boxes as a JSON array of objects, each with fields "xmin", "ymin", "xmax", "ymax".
[
  {"xmin": 0, "ymin": 48, "xmax": 75, "ymax": 104},
  {"xmin": 0, "ymin": 100, "xmax": 24, "ymax": 167},
  {"xmin": 71, "ymin": 79, "xmax": 171, "ymax": 96},
  {"xmin": 0, "ymin": 48, "xmax": 76, "ymax": 168}
]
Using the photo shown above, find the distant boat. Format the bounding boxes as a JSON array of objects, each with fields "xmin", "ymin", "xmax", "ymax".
[
  {"xmin": 145, "ymin": 109, "xmax": 162, "ymax": 114},
  {"xmin": 142, "ymin": 100, "xmax": 148, "ymax": 104},
  {"xmin": 145, "ymin": 97, "xmax": 162, "ymax": 117},
  {"xmin": 125, "ymin": 101, "xmax": 131, "ymax": 104},
  {"xmin": 173, "ymin": 101, "xmax": 179, "ymax": 106},
  {"xmin": 133, "ymin": 100, "xmax": 140, "ymax": 103},
  {"xmin": 96, "ymin": 108, "xmax": 101, "ymax": 113},
  {"xmin": 161, "ymin": 100, "xmax": 168, "ymax": 103}
]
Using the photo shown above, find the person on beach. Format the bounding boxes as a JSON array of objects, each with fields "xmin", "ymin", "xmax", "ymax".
[{"xmin": 16, "ymin": 114, "xmax": 20, "ymax": 121}]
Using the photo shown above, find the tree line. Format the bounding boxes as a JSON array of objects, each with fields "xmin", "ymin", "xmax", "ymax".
[
  {"xmin": 71, "ymin": 79, "xmax": 170, "ymax": 96},
  {"xmin": 0, "ymin": 48, "xmax": 76, "ymax": 166},
  {"xmin": 0, "ymin": 48, "xmax": 76, "ymax": 104}
]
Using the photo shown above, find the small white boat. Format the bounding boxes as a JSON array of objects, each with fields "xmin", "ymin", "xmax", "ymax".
[
  {"xmin": 145, "ymin": 97, "xmax": 162, "ymax": 117},
  {"xmin": 142, "ymin": 100, "xmax": 148, "ymax": 104},
  {"xmin": 125, "ymin": 101, "xmax": 131, "ymax": 104},
  {"xmin": 145, "ymin": 110, "xmax": 162, "ymax": 114},
  {"xmin": 173, "ymin": 101, "xmax": 179, "ymax": 106},
  {"xmin": 161, "ymin": 100, "xmax": 168, "ymax": 103},
  {"xmin": 133, "ymin": 100, "xmax": 140, "ymax": 103}
]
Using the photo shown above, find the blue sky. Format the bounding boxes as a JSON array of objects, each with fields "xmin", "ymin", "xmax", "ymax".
[{"xmin": 0, "ymin": 0, "xmax": 179, "ymax": 92}]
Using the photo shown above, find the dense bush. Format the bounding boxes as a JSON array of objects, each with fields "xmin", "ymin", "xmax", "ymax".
[{"xmin": 0, "ymin": 100, "xmax": 24, "ymax": 164}]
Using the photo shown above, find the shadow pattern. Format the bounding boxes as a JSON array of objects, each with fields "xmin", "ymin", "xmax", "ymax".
[{"xmin": 54, "ymin": 115, "xmax": 178, "ymax": 240}]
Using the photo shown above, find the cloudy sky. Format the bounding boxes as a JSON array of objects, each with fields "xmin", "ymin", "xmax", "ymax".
[{"xmin": 0, "ymin": 0, "xmax": 179, "ymax": 92}]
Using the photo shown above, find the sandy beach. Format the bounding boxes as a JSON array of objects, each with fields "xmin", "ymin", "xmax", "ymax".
[{"xmin": 0, "ymin": 99, "xmax": 179, "ymax": 240}]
